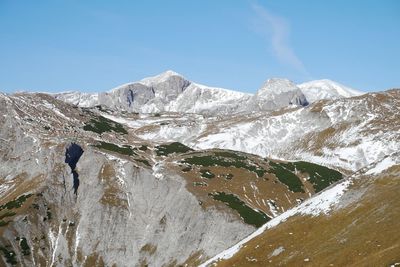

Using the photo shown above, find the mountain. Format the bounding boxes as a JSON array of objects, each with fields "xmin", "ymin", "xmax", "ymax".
[
  {"xmin": 113, "ymin": 89, "xmax": 399, "ymax": 173},
  {"xmin": 1, "ymin": 72, "xmax": 398, "ymax": 266},
  {"xmin": 298, "ymin": 79, "xmax": 364, "ymax": 103},
  {"xmin": 54, "ymin": 71, "xmax": 252, "ymax": 114},
  {"xmin": 250, "ymin": 78, "xmax": 308, "ymax": 111},
  {"xmin": 0, "ymin": 92, "xmax": 347, "ymax": 266},
  {"xmin": 54, "ymin": 71, "xmax": 359, "ymax": 114}
]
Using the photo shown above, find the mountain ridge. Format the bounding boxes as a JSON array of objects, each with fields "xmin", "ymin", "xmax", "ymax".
[{"xmin": 52, "ymin": 70, "xmax": 363, "ymax": 114}]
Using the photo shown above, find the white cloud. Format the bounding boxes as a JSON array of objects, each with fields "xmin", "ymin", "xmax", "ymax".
[{"xmin": 251, "ymin": 3, "xmax": 308, "ymax": 75}]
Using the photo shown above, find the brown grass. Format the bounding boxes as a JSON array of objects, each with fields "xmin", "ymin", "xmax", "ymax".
[
  {"xmin": 167, "ymin": 151, "xmax": 318, "ymax": 222},
  {"xmin": 99, "ymin": 164, "xmax": 128, "ymax": 208},
  {"xmin": 140, "ymin": 243, "xmax": 157, "ymax": 255},
  {"xmin": 212, "ymin": 168, "xmax": 400, "ymax": 266}
]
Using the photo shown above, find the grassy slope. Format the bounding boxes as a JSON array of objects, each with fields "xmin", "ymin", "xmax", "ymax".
[{"xmin": 211, "ymin": 166, "xmax": 400, "ymax": 267}]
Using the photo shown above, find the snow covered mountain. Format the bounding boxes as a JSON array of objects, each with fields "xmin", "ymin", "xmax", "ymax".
[
  {"xmin": 250, "ymin": 78, "xmax": 308, "ymax": 111},
  {"xmin": 54, "ymin": 71, "xmax": 360, "ymax": 114},
  {"xmin": 298, "ymin": 79, "xmax": 363, "ymax": 103},
  {"xmin": 54, "ymin": 71, "xmax": 252, "ymax": 114}
]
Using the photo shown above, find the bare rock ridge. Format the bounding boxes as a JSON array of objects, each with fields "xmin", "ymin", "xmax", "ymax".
[{"xmin": 54, "ymin": 70, "xmax": 362, "ymax": 114}]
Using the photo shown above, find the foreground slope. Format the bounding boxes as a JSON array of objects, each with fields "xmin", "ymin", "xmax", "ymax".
[{"xmin": 202, "ymin": 155, "xmax": 400, "ymax": 266}]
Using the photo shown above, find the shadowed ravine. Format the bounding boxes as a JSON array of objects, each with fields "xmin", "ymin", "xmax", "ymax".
[{"xmin": 64, "ymin": 143, "xmax": 84, "ymax": 195}]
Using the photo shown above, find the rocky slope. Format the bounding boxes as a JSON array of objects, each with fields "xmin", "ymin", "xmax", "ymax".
[
  {"xmin": 0, "ymin": 93, "xmax": 347, "ymax": 266},
  {"xmin": 103, "ymin": 89, "xmax": 400, "ymax": 173}
]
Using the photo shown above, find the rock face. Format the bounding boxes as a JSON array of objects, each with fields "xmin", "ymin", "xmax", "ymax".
[
  {"xmin": 56, "ymin": 149, "xmax": 254, "ymax": 267},
  {"xmin": 249, "ymin": 78, "xmax": 308, "ymax": 111},
  {"xmin": 0, "ymin": 93, "xmax": 256, "ymax": 266}
]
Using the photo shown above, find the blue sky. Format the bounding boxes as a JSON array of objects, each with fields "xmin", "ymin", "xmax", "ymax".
[{"xmin": 0, "ymin": 0, "xmax": 399, "ymax": 93}]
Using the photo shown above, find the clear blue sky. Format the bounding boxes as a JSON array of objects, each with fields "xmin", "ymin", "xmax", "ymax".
[{"xmin": 1, "ymin": 0, "xmax": 399, "ymax": 93}]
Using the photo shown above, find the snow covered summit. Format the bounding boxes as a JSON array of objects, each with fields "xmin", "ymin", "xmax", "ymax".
[{"xmin": 298, "ymin": 79, "xmax": 363, "ymax": 103}]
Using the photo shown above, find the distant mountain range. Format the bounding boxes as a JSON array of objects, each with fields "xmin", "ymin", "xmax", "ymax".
[{"xmin": 54, "ymin": 70, "xmax": 363, "ymax": 114}]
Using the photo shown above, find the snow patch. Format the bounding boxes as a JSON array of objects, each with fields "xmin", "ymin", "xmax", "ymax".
[
  {"xmin": 269, "ymin": 246, "xmax": 285, "ymax": 257},
  {"xmin": 365, "ymin": 157, "xmax": 397, "ymax": 175}
]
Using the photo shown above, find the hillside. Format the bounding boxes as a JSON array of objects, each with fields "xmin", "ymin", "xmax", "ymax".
[
  {"xmin": 0, "ymin": 92, "xmax": 347, "ymax": 266},
  {"xmin": 201, "ymin": 157, "xmax": 400, "ymax": 266}
]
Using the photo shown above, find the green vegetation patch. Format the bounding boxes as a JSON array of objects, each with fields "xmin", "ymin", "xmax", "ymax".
[
  {"xmin": 19, "ymin": 238, "xmax": 30, "ymax": 256},
  {"xmin": 83, "ymin": 116, "xmax": 127, "ymax": 134},
  {"xmin": 267, "ymin": 160, "xmax": 343, "ymax": 193},
  {"xmin": 210, "ymin": 192, "xmax": 270, "ymax": 227},
  {"xmin": 181, "ymin": 166, "xmax": 192, "ymax": 172},
  {"xmin": 94, "ymin": 141, "xmax": 136, "ymax": 156},
  {"xmin": 138, "ymin": 145, "xmax": 148, "ymax": 151},
  {"xmin": 183, "ymin": 153, "xmax": 266, "ymax": 178},
  {"xmin": 268, "ymin": 162, "xmax": 305, "ymax": 193},
  {"xmin": 155, "ymin": 142, "xmax": 193, "ymax": 156},
  {"xmin": 135, "ymin": 159, "xmax": 151, "ymax": 167},
  {"xmin": 0, "ymin": 246, "xmax": 17, "ymax": 265},
  {"xmin": 200, "ymin": 169, "xmax": 215, "ymax": 179},
  {"xmin": 293, "ymin": 161, "xmax": 343, "ymax": 192},
  {"xmin": 0, "ymin": 194, "xmax": 32, "ymax": 210},
  {"xmin": 46, "ymin": 208, "xmax": 52, "ymax": 221}
]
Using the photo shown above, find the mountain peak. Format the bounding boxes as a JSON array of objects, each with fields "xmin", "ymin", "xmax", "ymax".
[
  {"xmin": 139, "ymin": 70, "xmax": 185, "ymax": 86},
  {"xmin": 298, "ymin": 79, "xmax": 363, "ymax": 103},
  {"xmin": 162, "ymin": 69, "xmax": 181, "ymax": 76},
  {"xmin": 257, "ymin": 78, "xmax": 299, "ymax": 96}
]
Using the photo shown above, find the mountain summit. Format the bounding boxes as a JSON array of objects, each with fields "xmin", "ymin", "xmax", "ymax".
[
  {"xmin": 252, "ymin": 78, "xmax": 308, "ymax": 111},
  {"xmin": 138, "ymin": 70, "xmax": 185, "ymax": 86},
  {"xmin": 298, "ymin": 79, "xmax": 363, "ymax": 103}
]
